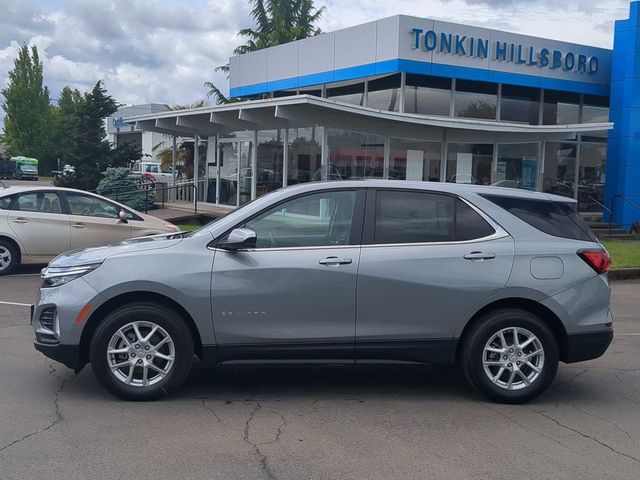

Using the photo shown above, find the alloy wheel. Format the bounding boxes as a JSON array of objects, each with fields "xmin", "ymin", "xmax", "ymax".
[
  {"xmin": 0, "ymin": 246, "xmax": 12, "ymax": 272},
  {"xmin": 482, "ymin": 327, "xmax": 545, "ymax": 391},
  {"xmin": 106, "ymin": 321, "xmax": 175, "ymax": 387}
]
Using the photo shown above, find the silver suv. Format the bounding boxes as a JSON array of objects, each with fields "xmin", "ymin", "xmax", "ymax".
[{"xmin": 32, "ymin": 181, "xmax": 613, "ymax": 404}]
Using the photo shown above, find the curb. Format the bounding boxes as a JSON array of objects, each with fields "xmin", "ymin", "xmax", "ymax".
[{"xmin": 609, "ymin": 268, "xmax": 640, "ymax": 281}]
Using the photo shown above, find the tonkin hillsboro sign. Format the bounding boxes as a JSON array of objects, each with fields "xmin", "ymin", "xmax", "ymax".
[{"xmin": 410, "ymin": 28, "xmax": 599, "ymax": 74}]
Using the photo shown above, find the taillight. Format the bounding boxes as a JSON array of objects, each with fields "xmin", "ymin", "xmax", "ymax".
[{"xmin": 578, "ymin": 249, "xmax": 612, "ymax": 274}]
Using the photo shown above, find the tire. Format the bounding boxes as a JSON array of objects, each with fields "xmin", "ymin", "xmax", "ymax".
[
  {"xmin": 0, "ymin": 239, "xmax": 19, "ymax": 276},
  {"xmin": 462, "ymin": 309, "xmax": 559, "ymax": 404},
  {"xmin": 90, "ymin": 303, "xmax": 194, "ymax": 401}
]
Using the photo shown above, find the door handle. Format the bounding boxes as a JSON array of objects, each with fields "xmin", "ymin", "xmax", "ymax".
[
  {"xmin": 464, "ymin": 251, "xmax": 496, "ymax": 261},
  {"xmin": 12, "ymin": 217, "xmax": 28, "ymax": 224},
  {"xmin": 319, "ymin": 256, "xmax": 353, "ymax": 266},
  {"xmin": 71, "ymin": 223, "xmax": 87, "ymax": 229}
]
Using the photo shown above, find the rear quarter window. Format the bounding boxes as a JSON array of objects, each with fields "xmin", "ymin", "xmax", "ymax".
[
  {"xmin": 0, "ymin": 196, "xmax": 11, "ymax": 210},
  {"xmin": 481, "ymin": 194, "xmax": 597, "ymax": 242}
]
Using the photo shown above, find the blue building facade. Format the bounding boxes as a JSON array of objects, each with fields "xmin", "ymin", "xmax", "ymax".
[{"xmin": 607, "ymin": 1, "xmax": 640, "ymax": 227}]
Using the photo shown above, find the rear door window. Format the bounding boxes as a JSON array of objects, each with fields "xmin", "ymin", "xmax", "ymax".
[
  {"xmin": 372, "ymin": 191, "xmax": 496, "ymax": 244},
  {"xmin": 374, "ymin": 191, "xmax": 454, "ymax": 244},
  {"xmin": 481, "ymin": 194, "xmax": 597, "ymax": 242},
  {"xmin": 14, "ymin": 192, "xmax": 63, "ymax": 213},
  {"xmin": 455, "ymin": 199, "xmax": 496, "ymax": 241}
]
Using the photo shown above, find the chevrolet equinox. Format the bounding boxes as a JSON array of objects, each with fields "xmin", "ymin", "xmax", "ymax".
[{"xmin": 32, "ymin": 181, "xmax": 613, "ymax": 404}]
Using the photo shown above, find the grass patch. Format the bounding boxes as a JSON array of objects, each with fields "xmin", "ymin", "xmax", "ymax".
[
  {"xmin": 601, "ymin": 240, "xmax": 640, "ymax": 269},
  {"xmin": 177, "ymin": 224, "xmax": 201, "ymax": 232}
]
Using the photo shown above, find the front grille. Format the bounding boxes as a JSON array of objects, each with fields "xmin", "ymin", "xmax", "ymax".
[{"xmin": 36, "ymin": 308, "xmax": 58, "ymax": 345}]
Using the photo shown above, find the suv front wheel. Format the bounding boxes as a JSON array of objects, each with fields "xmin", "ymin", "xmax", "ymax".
[
  {"xmin": 90, "ymin": 303, "xmax": 194, "ymax": 401},
  {"xmin": 462, "ymin": 309, "xmax": 559, "ymax": 404}
]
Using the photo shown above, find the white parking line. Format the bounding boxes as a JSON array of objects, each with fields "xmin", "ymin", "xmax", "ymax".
[
  {"xmin": 3, "ymin": 273, "xmax": 41, "ymax": 277},
  {"xmin": 0, "ymin": 301, "xmax": 32, "ymax": 307}
]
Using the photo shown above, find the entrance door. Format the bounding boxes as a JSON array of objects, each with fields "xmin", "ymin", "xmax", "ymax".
[
  {"xmin": 217, "ymin": 139, "xmax": 253, "ymax": 207},
  {"xmin": 211, "ymin": 189, "xmax": 364, "ymax": 359}
]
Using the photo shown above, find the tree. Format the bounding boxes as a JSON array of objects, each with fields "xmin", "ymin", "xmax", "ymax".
[
  {"xmin": 55, "ymin": 81, "xmax": 141, "ymax": 191},
  {"xmin": 1, "ymin": 44, "xmax": 58, "ymax": 173},
  {"xmin": 97, "ymin": 167, "xmax": 154, "ymax": 212},
  {"xmin": 206, "ymin": 0, "xmax": 326, "ymax": 103}
]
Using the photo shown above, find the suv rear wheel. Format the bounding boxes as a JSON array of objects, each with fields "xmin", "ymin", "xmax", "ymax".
[
  {"xmin": 90, "ymin": 303, "xmax": 194, "ymax": 400},
  {"xmin": 462, "ymin": 309, "xmax": 559, "ymax": 404}
]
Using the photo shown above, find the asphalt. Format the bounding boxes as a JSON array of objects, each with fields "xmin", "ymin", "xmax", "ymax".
[{"xmin": 0, "ymin": 274, "xmax": 639, "ymax": 480}]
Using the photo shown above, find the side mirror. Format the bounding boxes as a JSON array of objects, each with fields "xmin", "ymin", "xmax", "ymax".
[
  {"xmin": 218, "ymin": 228, "xmax": 257, "ymax": 251},
  {"xmin": 118, "ymin": 210, "xmax": 129, "ymax": 223}
]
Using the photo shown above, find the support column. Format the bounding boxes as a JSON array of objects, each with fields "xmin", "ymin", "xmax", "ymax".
[
  {"xmin": 606, "ymin": 1, "xmax": 640, "ymax": 227},
  {"xmin": 171, "ymin": 136, "xmax": 177, "ymax": 202},
  {"xmin": 193, "ymin": 134, "xmax": 199, "ymax": 208},
  {"xmin": 251, "ymin": 130, "xmax": 258, "ymax": 200}
]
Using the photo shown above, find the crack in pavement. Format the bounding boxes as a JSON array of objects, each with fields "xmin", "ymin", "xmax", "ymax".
[
  {"xmin": 0, "ymin": 363, "xmax": 67, "ymax": 454},
  {"xmin": 525, "ymin": 406, "xmax": 640, "ymax": 465},
  {"xmin": 243, "ymin": 402, "xmax": 286, "ymax": 480},
  {"xmin": 200, "ymin": 398, "xmax": 223, "ymax": 424},
  {"xmin": 480, "ymin": 403, "xmax": 581, "ymax": 455},
  {"xmin": 569, "ymin": 403, "xmax": 635, "ymax": 443}
]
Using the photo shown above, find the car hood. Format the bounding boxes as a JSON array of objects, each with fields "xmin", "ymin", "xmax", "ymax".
[{"xmin": 49, "ymin": 233, "xmax": 185, "ymax": 268}]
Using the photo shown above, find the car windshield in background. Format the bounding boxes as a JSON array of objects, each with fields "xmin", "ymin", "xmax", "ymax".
[{"xmin": 481, "ymin": 194, "xmax": 598, "ymax": 242}]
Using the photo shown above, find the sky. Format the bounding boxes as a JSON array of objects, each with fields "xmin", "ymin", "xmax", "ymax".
[{"xmin": 0, "ymin": 0, "xmax": 634, "ymax": 126}]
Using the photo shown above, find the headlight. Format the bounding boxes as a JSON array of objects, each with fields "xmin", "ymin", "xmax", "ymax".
[{"xmin": 41, "ymin": 263, "xmax": 102, "ymax": 288}]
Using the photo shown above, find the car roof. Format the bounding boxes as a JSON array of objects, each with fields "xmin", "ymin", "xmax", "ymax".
[{"xmin": 278, "ymin": 180, "xmax": 576, "ymax": 203}]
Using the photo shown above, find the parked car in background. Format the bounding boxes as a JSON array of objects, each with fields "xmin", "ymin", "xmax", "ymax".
[
  {"xmin": 31, "ymin": 181, "xmax": 613, "ymax": 404},
  {"xmin": 0, "ymin": 185, "xmax": 178, "ymax": 275},
  {"xmin": 130, "ymin": 160, "xmax": 174, "ymax": 184}
]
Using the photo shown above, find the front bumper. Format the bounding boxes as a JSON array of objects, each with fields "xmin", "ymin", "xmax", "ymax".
[
  {"xmin": 564, "ymin": 330, "xmax": 613, "ymax": 363},
  {"xmin": 34, "ymin": 342, "xmax": 84, "ymax": 371}
]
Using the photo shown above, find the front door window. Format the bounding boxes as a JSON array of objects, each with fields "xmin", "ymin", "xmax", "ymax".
[{"xmin": 245, "ymin": 190, "xmax": 357, "ymax": 248}]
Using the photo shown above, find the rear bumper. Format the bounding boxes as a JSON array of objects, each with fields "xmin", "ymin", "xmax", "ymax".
[
  {"xmin": 563, "ymin": 330, "xmax": 613, "ymax": 363},
  {"xmin": 34, "ymin": 342, "xmax": 84, "ymax": 371}
]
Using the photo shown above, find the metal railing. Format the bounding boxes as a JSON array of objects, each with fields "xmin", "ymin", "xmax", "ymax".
[
  {"xmin": 103, "ymin": 181, "xmax": 198, "ymax": 214},
  {"xmin": 609, "ymin": 194, "xmax": 640, "ymax": 236}
]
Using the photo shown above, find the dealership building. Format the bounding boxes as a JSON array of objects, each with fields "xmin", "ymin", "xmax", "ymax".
[{"xmin": 127, "ymin": 1, "xmax": 640, "ymax": 227}]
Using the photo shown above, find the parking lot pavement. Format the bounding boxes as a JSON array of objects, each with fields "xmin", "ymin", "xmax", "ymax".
[{"xmin": 0, "ymin": 276, "xmax": 639, "ymax": 480}]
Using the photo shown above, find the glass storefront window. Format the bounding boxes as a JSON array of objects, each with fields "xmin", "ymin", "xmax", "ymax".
[
  {"xmin": 218, "ymin": 139, "xmax": 253, "ymax": 207},
  {"xmin": 327, "ymin": 81, "xmax": 365, "ymax": 106},
  {"xmin": 542, "ymin": 142, "xmax": 577, "ymax": 199},
  {"xmin": 404, "ymin": 74, "xmax": 451, "ymax": 116},
  {"xmin": 496, "ymin": 143, "xmax": 539, "ymax": 190},
  {"xmin": 256, "ymin": 130, "xmax": 284, "ymax": 197},
  {"xmin": 543, "ymin": 90, "xmax": 580, "ymax": 125},
  {"xmin": 366, "ymin": 74, "xmax": 401, "ymax": 111},
  {"xmin": 579, "ymin": 142, "xmax": 607, "ymax": 212},
  {"xmin": 582, "ymin": 95, "xmax": 609, "ymax": 123},
  {"xmin": 326, "ymin": 128, "xmax": 385, "ymax": 180},
  {"xmin": 298, "ymin": 85, "xmax": 322, "ymax": 97},
  {"xmin": 389, "ymin": 138, "xmax": 441, "ymax": 181},
  {"xmin": 500, "ymin": 85, "xmax": 540, "ymax": 125},
  {"xmin": 446, "ymin": 143, "xmax": 493, "ymax": 185},
  {"xmin": 274, "ymin": 89, "xmax": 298, "ymax": 98},
  {"xmin": 287, "ymin": 127, "xmax": 323, "ymax": 185},
  {"xmin": 454, "ymin": 80, "xmax": 497, "ymax": 120}
]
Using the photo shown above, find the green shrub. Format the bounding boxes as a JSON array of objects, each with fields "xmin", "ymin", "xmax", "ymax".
[{"xmin": 96, "ymin": 167, "xmax": 155, "ymax": 212}]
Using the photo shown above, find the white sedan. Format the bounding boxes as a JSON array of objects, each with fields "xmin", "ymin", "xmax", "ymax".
[{"xmin": 0, "ymin": 186, "xmax": 179, "ymax": 275}]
